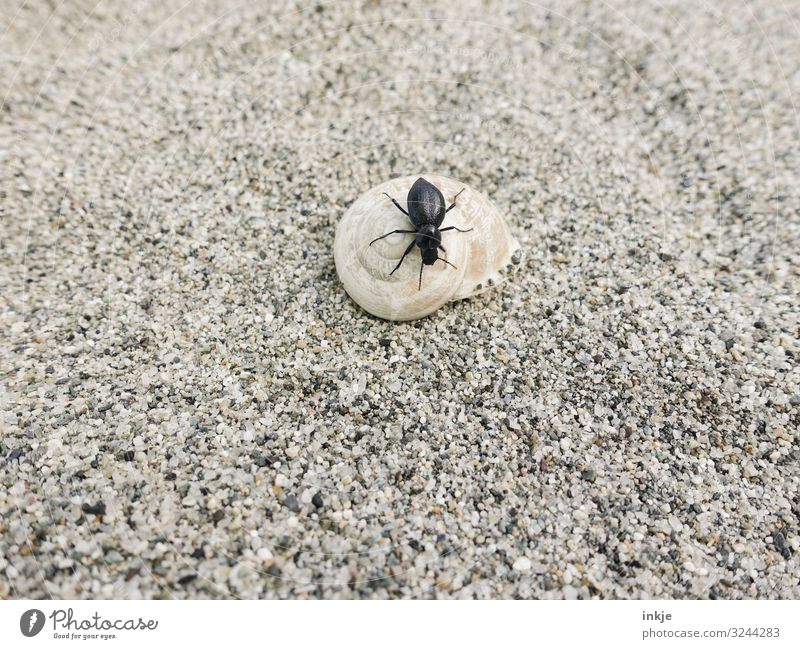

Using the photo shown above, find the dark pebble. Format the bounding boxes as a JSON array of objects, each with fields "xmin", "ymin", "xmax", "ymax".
[
  {"xmin": 773, "ymin": 531, "xmax": 791, "ymax": 560},
  {"xmin": 312, "ymin": 492, "xmax": 324, "ymax": 508},
  {"xmin": 177, "ymin": 573, "xmax": 198, "ymax": 585},
  {"xmin": 284, "ymin": 494, "xmax": 300, "ymax": 512},
  {"xmin": 81, "ymin": 501, "xmax": 106, "ymax": 516},
  {"xmin": 7, "ymin": 448, "xmax": 24, "ymax": 462},
  {"xmin": 121, "ymin": 450, "xmax": 135, "ymax": 462},
  {"xmin": 581, "ymin": 468, "xmax": 596, "ymax": 482}
]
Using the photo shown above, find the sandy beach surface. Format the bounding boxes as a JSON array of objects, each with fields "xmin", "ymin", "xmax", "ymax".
[{"xmin": 1, "ymin": 0, "xmax": 798, "ymax": 598}]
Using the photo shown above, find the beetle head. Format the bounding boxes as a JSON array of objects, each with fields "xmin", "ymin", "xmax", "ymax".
[{"xmin": 421, "ymin": 247, "xmax": 438, "ymax": 265}]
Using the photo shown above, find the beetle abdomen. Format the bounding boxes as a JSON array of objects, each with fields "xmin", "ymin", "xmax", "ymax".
[{"xmin": 407, "ymin": 177, "xmax": 445, "ymax": 226}]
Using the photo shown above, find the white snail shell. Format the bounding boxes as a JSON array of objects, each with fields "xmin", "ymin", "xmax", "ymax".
[{"xmin": 334, "ymin": 174, "xmax": 522, "ymax": 321}]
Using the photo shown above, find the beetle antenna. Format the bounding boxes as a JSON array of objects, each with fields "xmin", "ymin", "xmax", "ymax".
[{"xmin": 439, "ymin": 258, "xmax": 457, "ymax": 270}]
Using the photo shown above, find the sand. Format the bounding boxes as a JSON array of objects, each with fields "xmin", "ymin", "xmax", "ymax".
[{"xmin": 1, "ymin": 0, "xmax": 798, "ymax": 598}]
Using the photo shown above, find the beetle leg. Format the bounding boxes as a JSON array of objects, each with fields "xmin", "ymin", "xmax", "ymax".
[
  {"xmin": 440, "ymin": 225, "xmax": 474, "ymax": 233},
  {"xmin": 418, "ymin": 261, "xmax": 424, "ymax": 291},
  {"xmin": 438, "ymin": 258, "xmax": 457, "ymax": 270},
  {"xmin": 383, "ymin": 192, "xmax": 410, "ymax": 216},
  {"xmin": 444, "ymin": 188, "xmax": 466, "ymax": 213},
  {"xmin": 370, "ymin": 229, "xmax": 416, "ymax": 246},
  {"xmin": 389, "ymin": 241, "xmax": 416, "ymax": 276}
]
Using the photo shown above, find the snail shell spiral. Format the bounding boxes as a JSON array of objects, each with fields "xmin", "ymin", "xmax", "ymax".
[{"xmin": 334, "ymin": 174, "xmax": 521, "ymax": 321}]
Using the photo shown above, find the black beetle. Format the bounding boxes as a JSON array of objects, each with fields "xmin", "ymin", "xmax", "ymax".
[{"xmin": 369, "ymin": 177, "xmax": 473, "ymax": 290}]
